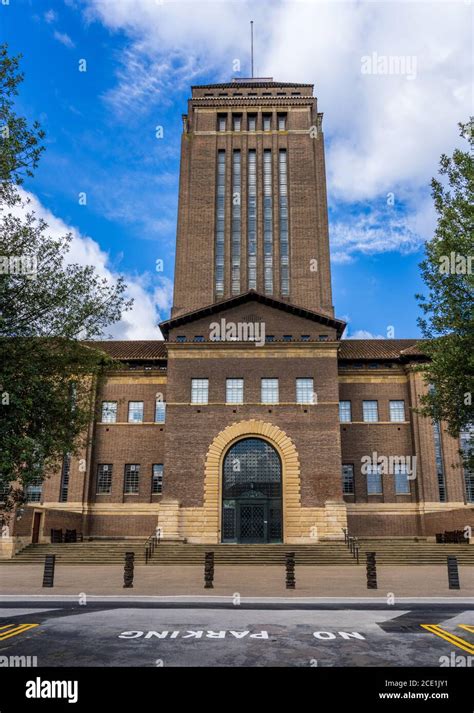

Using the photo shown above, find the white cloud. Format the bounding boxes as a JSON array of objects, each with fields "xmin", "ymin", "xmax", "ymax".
[
  {"xmin": 44, "ymin": 9, "xmax": 57, "ymax": 24},
  {"xmin": 8, "ymin": 190, "xmax": 172, "ymax": 339},
  {"xmin": 53, "ymin": 31, "xmax": 76, "ymax": 49}
]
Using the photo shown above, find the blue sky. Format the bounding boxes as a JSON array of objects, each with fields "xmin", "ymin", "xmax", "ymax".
[{"xmin": 2, "ymin": 0, "xmax": 472, "ymax": 339}]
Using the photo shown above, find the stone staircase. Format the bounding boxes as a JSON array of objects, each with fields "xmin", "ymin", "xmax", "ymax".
[{"xmin": 2, "ymin": 539, "xmax": 474, "ymax": 566}]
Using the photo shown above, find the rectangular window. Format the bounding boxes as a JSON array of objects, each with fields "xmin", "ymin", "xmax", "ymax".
[
  {"xmin": 261, "ymin": 378, "xmax": 279, "ymax": 404},
  {"xmin": 301, "ymin": 335, "xmax": 310, "ymax": 341},
  {"xmin": 217, "ymin": 114, "xmax": 226, "ymax": 131},
  {"xmin": 433, "ymin": 419, "xmax": 447, "ymax": 502},
  {"xmin": 263, "ymin": 149, "xmax": 273, "ymax": 294},
  {"xmin": 59, "ymin": 453, "xmax": 71, "ymax": 503},
  {"xmin": 155, "ymin": 399, "xmax": 166, "ymax": 423},
  {"xmin": 248, "ymin": 114, "xmax": 256, "ymax": 131},
  {"xmin": 278, "ymin": 114, "xmax": 287, "ymax": 130},
  {"xmin": 389, "ymin": 400, "xmax": 406, "ymax": 422},
  {"xmin": 278, "ymin": 149, "xmax": 289, "ymax": 296},
  {"xmin": 232, "ymin": 114, "xmax": 241, "ymax": 131},
  {"xmin": 101, "ymin": 401, "xmax": 117, "ymax": 423},
  {"xmin": 124, "ymin": 464, "xmax": 140, "ymax": 494},
  {"xmin": 394, "ymin": 464, "xmax": 410, "ymax": 494},
  {"xmin": 193, "ymin": 335, "xmax": 205, "ymax": 342},
  {"xmin": 247, "ymin": 149, "xmax": 257, "ymax": 290},
  {"xmin": 177, "ymin": 335, "xmax": 186, "ymax": 342},
  {"xmin": 226, "ymin": 378, "xmax": 244, "ymax": 404},
  {"xmin": 367, "ymin": 465, "xmax": 383, "ymax": 494},
  {"xmin": 96, "ymin": 464, "xmax": 112, "ymax": 494},
  {"xmin": 460, "ymin": 427, "xmax": 474, "ymax": 502},
  {"xmin": 215, "ymin": 150, "xmax": 226, "ymax": 296},
  {"xmin": 231, "ymin": 150, "xmax": 241, "ymax": 294},
  {"xmin": 363, "ymin": 400, "xmax": 379, "ymax": 422},
  {"xmin": 152, "ymin": 464, "xmax": 163, "ymax": 494},
  {"xmin": 342, "ymin": 464, "xmax": 354, "ymax": 494},
  {"xmin": 263, "ymin": 114, "xmax": 271, "ymax": 131},
  {"xmin": 296, "ymin": 378, "xmax": 314, "ymax": 404},
  {"xmin": 339, "ymin": 401, "xmax": 352, "ymax": 423},
  {"xmin": 191, "ymin": 378, "xmax": 209, "ymax": 404},
  {"xmin": 283, "ymin": 335, "xmax": 292, "ymax": 342},
  {"xmin": 25, "ymin": 478, "xmax": 42, "ymax": 503},
  {"xmin": 128, "ymin": 401, "xmax": 144, "ymax": 423}
]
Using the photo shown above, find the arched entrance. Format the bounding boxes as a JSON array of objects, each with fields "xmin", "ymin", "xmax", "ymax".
[{"xmin": 221, "ymin": 438, "xmax": 282, "ymax": 543}]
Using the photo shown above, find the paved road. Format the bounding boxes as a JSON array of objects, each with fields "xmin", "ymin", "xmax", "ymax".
[{"xmin": 0, "ymin": 600, "xmax": 472, "ymax": 667}]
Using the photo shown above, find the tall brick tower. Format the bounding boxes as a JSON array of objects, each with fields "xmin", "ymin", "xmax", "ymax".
[{"xmin": 172, "ymin": 78, "xmax": 334, "ymax": 318}]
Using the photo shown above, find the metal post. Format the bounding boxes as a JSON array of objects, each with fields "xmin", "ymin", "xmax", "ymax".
[
  {"xmin": 204, "ymin": 551, "xmax": 214, "ymax": 589},
  {"xmin": 285, "ymin": 552, "xmax": 296, "ymax": 589},
  {"xmin": 447, "ymin": 556, "xmax": 460, "ymax": 590},
  {"xmin": 355, "ymin": 544, "xmax": 360, "ymax": 565},
  {"xmin": 123, "ymin": 552, "xmax": 135, "ymax": 588},
  {"xmin": 366, "ymin": 551, "xmax": 377, "ymax": 589},
  {"xmin": 42, "ymin": 554, "xmax": 55, "ymax": 588}
]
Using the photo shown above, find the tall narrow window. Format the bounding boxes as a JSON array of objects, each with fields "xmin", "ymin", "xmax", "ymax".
[
  {"xmin": 97, "ymin": 464, "xmax": 112, "ymax": 494},
  {"xmin": 124, "ymin": 464, "xmax": 140, "ymax": 494},
  {"xmin": 460, "ymin": 428, "xmax": 474, "ymax": 502},
  {"xmin": 152, "ymin": 464, "xmax": 163, "ymax": 494},
  {"xmin": 215, "ymin": 150, "xmax": 226, "ymax": 297},
  {"xmin": 394, "ymin": 463, "xmax": 410, "ymax": 494},
  {"xmin": 263, "ymin": 150, "xmax": 273, "ymax": 294},
  {"xmin": 248, "ymin": 114, "xmax": 256, "ymax": 131},
  {"xmin": 363, "ymin": 400, "xmax": 379, "ymax": 422},
  {"xmin": 342, "ymin": 464, "xmax": 354, "ymax": 494},
  {"xmin": 226, "ymin": 378, "xmax": 244, "ymax": 404},
  {"xmin": 217, "ymin": 115, "xmax": 226, "ymax": 131},
  {"xmin": 191, "ymin": 378, "xmax": 209, "ymax": 404},
  {"xmin": 232, "ymin": 114, "xmax": 241, "ymax": 131},
  {"xmin": 128, "ymin": 401, "xmax": 144, "ymax": 423},
  {"xmin": 247, "ymin": 149, "xmax": 257, "ymax": 290},
  {"xmin": 59, "ymin": 453, "xmax": 71, "ymax": 503},
  {"xmin": 278, "ymin": 150, "xmax": 289, "ymax": 295},
  {"xmin": 278, "ymin": 113, "xmax": 287, "ymax": 130},
  {"xmin": 261, "ymin": 378, "xmax": 279, "ymax": 404},
  {"xmin": 155, "ymin": 399, "xmax": 166, "ymax": 423},
  {"xmin": 231, "ymin": 150, "xmax": 241, "ymax": 294},
  {"xmin": 339, "ymin": 401, "xmax": 352, "ymax": 423},
  {"xmin": 367, "ymin": 465, "xmax": 383, "ymax": 494},
  {"xmin": 263, "ymin": 114, "xmax": 271, "ymax": 131},
  {"xmin": 296, "ymin": 378, "xmax": 314, "ymax": 404},
  {"xmin": 433, "ymin": 420, "xmax": 447, "ymax": 502}
]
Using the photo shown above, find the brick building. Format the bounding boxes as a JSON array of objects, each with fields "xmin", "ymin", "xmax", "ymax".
[{"xmin": 9, "ymin": 79, "xmax": 473, "ymax": 551}]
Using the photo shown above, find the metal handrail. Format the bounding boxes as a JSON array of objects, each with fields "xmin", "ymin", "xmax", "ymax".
[{"xmin": 144, "ymin": 527, "xmax": 161, "ymax": 564}]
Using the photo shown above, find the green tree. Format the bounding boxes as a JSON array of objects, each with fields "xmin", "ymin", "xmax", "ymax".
[
  {"xmin": 0, "ymin": 45, "xmax": 132, "ymax": 522},
  {"xmin": 416, "ymin": 120, "xmax": 474, "ymax": 469}
]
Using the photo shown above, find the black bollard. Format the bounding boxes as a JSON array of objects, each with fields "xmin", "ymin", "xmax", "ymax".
[
  {"xmin": 123, "ymin": 552, "xmax": 135, "ymax": 588},
  {"xmin": 366, "ymin": 551, "xmax": 377, "ymax": 589},
  {"xmin": 42, "ymin": 554, "xmax": 56, "ymax": 588},
  {"xmin": 204, "ymin": 551, "xmax": 214, "ymax": 589},
  {"xmin": 447, "ymin": 556, "xmax": 460, "ymax": 590},
  {"xmin": 285, "ymin": 552, "xmax": 296, "ymax": 589}
]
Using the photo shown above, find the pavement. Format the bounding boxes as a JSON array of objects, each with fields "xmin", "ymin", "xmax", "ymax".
[{"xmin": 1, "ymin": 564, "xmax": 474, "ymax": 597}]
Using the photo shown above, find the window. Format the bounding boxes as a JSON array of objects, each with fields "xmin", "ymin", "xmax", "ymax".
[
  {"xmin": 248, "ymin": 114, "xmax": 256, "ymax": 131},
  {"xmin": 263, "ymin": 114, "xmax": 271, "ymax": 131},
  {"xmin": 261, "ymin": 378, "xmax": 279, "ymax": 404},
  {"xmin": 217, "ymin": 114, "xmax": 226, "ymax": 131},
  {"xmin": 367, "ymin": 465, "xmax": 383, "ymax": 494},
  {"xmin": 318, "ymin": 335, "xmax": 329, "ymax": 342},
  {"xmin": 155, "ymin": 399, "xmax": 166, "ymax": 423},
  {"xmin": 342, "ymin": 465, "xmax": 354, "ymax": 494},
  {"xmin": 433, "ymin": 419, "xmax": 447, "ymax": 502},
  {"xmin": 101, "ymin": 401, "xmax": 117, "ymax": 423},
  {"xmin": 215, "ymin": 150, "xmax": 226, "ymax": 296},
  {"xmin": 301, "ymin": 335, "xmax": 310, "ymax": 342},
  {"xmin": 278, "ymin": 149, "xmax": 289, "ymax": 295},
  {"xmin": 296, "ymin": 378, "xmax": 314, "ymax": 404},
  {"xmin": 152, "ymin": 464, "xmax": 163, "ymax": 494},
  {"xmin": 339, "ymin": 401, "xmax": 352, "ymax": 423},
  {"xmin": 232, "ymin": 114, "xmax": 242, "ymax": 131},
  {"xmin": 193, "ymin": 335, "xmax": 205, "ymax": 342},
  {"xmin": 394, "ymin": 463, "xmax": 410, "ymax": 494},
  {"xmin": 97, "ymin": 464, "xmax": 112, "ymax": 494},
  {"xmin": 263, "ymin": 149, "xmax": 273, "ymax": 293},
  {"xmin": 460, "ymin": 428, "xmax": 474, "ymax": 502},
  {"xmin": 231, "ymin": 150, "xmax": 241, "ymax": 294},
  {"xmin": 265, "ymin": 335, "xmax": 275, "ymax": 342},
  {"xmin": 389, "ymin": 400, "xmax": 406, "ymax": 422},
  {"xmin": 25, "ymin": 478, "xmax": 42, "ymax": 503},
  {"xmin": 177, "ymin": 335, "xmax": 186, "ymax": 342},
  {"xmin": 59, "ymin": 453, "xmax": 71, "ymax": 502},
  {"xmin": 226, "ymin": 378, "xmax": 244, "ymax": 404},
  {"xmin": 124, "ymin": 464, "xmax": 140, "ymax": 494},
  {"xmin": 128, "ymin": 401, "xmax": 144, "ymax": 423},
  {"xmin": 247, "ymin": 149, "xmax": 257, "ymax": 290},
  {"xmin": 283, "ymin": 335, "xmax": 292, "ymax": 342},
  {"xmin": 278, "ymin": 114, "xmax": 287, "ymax": 130},
  {"xmin": 363, "ymin": 400, "xmax": 379, "ymax": 422},
  {"xmin": 191, "ymin": 378, "xmax": 209, "ymax": 404}
]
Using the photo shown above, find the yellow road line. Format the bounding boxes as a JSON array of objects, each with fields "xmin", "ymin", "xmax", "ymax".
[
  {"xmin": 420, "ymin": 624, "xmax": 474, "ymax": 655},
  {"xmin": 0, "ymin": 624, "xmax": 39, "ymax": 641},
  {"xmin": 458, "ymin": 624, "xmax": 474, "ymax": 634}
]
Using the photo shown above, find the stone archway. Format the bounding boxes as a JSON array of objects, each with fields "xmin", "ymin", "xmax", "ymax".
[{"xmin": 203, "ymin": 420, "xmax": 301, "ymax": 543}]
